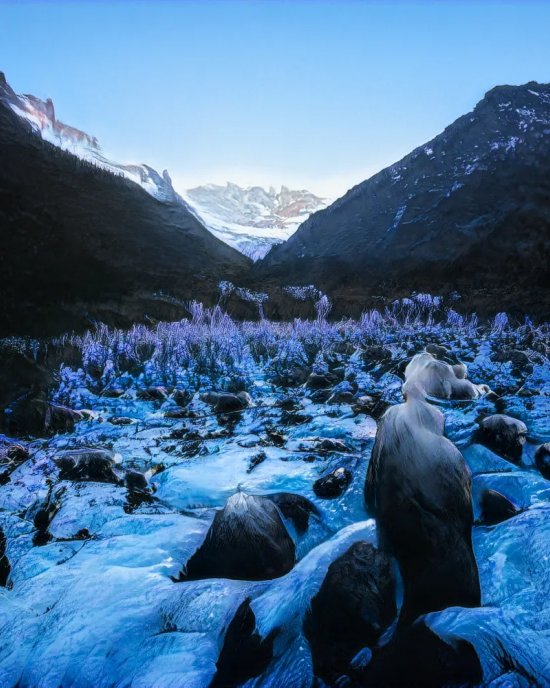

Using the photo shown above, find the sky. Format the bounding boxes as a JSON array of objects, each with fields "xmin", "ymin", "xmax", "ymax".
[{"xmin": 1, "ymin": 0, "xmax": 550, "ymax": 199}]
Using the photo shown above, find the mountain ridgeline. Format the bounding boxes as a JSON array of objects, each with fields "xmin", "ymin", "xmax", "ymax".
[
  {"xmin": 0, "ymin": 72, "xmax": 250, "ymax": 336},
  {"xmin": 257, "ymin": 82, "xmax": 550, "ymax": 316}
]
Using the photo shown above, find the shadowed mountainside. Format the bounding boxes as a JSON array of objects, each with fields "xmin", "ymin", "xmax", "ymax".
[
  {"xmin": 0, "ymin": 73, "xmax": 251, "ymax": 336},
  {"xmin": 256, "ymin": 82, "xmax": 550, "ymax": 317}
]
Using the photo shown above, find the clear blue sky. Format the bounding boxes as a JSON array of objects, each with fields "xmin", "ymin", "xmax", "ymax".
[{"xmin": 1, "ymin": 1, "xmax": 549, "ymax": 198}]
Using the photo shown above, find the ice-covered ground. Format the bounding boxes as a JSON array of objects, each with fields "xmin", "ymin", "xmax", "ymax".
[{"xmin": 2, "ymin": 304, "xmax": 550, "ymax": 686}]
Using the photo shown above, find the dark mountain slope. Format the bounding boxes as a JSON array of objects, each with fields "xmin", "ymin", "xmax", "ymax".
[
  {"xmin": 0, "ymin": 76, "xmax": 251, "ymax": 336},
  {"xmin": 257, "ymin": 83, "xmax": 550, "ymax": 315}
]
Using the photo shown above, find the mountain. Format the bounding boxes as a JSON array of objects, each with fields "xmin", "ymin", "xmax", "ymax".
[
  {"xmin": 258, "ymin": 82, "xmax": 550, "ymax": 315},
  {"xmin": 0, "ymin": 72, "xmax": 250, "ymax": 336},
  {"xmin": 182, "ymin": 183, "xmax": 330, "ymax": 260}
]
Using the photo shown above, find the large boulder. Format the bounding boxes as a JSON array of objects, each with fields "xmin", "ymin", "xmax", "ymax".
[
  {"xmin": 6, "ymin": 398, "xmax": 83, "ymax": 437},
  {"xmin": 477, "ymin": 414, "xmax": 527, "ymax": 464},
  {"xmin": 304, "ymin": 541, "xmax": 396, "ymax": 684},
  {"xmin": 180, "ymin": 492, "xmax": 296, "ymax": 581},
  {"xmin": 54, "ymin": 449, "xmax": 122, "ymax": 484},
  {"xmin": 403, "ymin": 353, "xmax": 488, "ymax": 400},
  {"xmin": 365, "ymin": 392, "xmax": 481, "ymax": 625},
  {"xmin": 265, "ymin": 492, "xmax": 320, "ymax": 535},
  {"xmin": 477, "ymin": 489, "xmax": 522, "ymax": 526}
]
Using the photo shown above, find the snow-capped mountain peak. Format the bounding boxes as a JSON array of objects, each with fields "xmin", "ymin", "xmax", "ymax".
[{"xmin": 182, "ymin": 182, "xmax": 330, "ymax": 260}]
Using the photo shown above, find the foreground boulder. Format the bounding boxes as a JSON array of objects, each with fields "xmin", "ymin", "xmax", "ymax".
[
  {"xmin": 304, "ymin": 541, "xmax": 396, "ymax": 684},
  {"xmin": 199, "ymin": 392, "xmax": 249, "ymax": 414},
  {"xmin": 478, "ymin": 489, "xmax": 522, "ymax": 526},
  {"xmin": 403, "ymin": 353, "xmax": 488, "ymax": 400},
  {"xmin": 313, "ymin": 467, "xmax": 352, "ymax": 499},
  {"xmin": 179, "ymin": 492, "xmax": 295, "ymax": 581},
  {"xmin": 211, "ymin": 599, "xmax": 273, "ymax": 688},
  {"xmin": 365, "ymin": 390, "xmax": 481, "ymax": 624},
  {"xmin": 54, "ymin": 449, "xmax": 121, "ymax": 484},
  {"xmin": 136, "ymin": 386, "xmax": 168, "ymax": 401},
  {"xmin": 535, "ymin": 442, "xmax": 550, "ymax": 480},
  {"xmin": 6, "ymin": 398, "xmax": 84, "ymax": 437},
  {"xmin": 265, "ymin": 492, "xmax": 320, "ymax": 535},
  {"xmin": 477, "ymin": 414, "xmax": 527, "ymax": 464}
]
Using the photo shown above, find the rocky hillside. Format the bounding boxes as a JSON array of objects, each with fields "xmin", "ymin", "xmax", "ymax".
[
  {"xmin": 258, "ymin": 82, "xmax": 550, "ymax": 315},
  {"xmin": 0, "ymin": 72, "xmax": 250, "ymax": 336},
  {"xmin": 183, "ymin": 183, "xmax": 329, "ymax": 260}
]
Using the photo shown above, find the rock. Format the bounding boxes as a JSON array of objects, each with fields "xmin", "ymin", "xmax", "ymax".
[
  {"xmin": 265, "ymin": 492, "xmax": 320, "ymax": 534},
  {"xmin": 313, "ymin": 467, "xmax": 352, "ymax": 499},
  {"xmin": 108, "ymin": 416, "xmax": 135, "ymax": 425},
  {"xmin": 306, "ymin": 373, "xmax": 337, "ymax": 390},
  {"xmin": 355, "ymin": 614, "xmax": 483, "ymax": 688},
  {"xmin": 304, "ymin": 541, "xmax": 397, "ymax": 684},
  {"xmin": 365, "ymin": 393, "xmax": 480, "ymax": 625},
  {"xmin": 164, "ymin": 408, "xmax": 195, "ymax": 419},
  {"xmin": 211, "ymin": 599, "xmax": 273, "ymax": 688},
  {"xmin": 492, "ymin": 348, "xmax": 531, "ymax": 369},
  {"xmin": 309, "ymin": 389, "xmax": 332, "ymax": 404},
  {"xmin": 101, "ymin": 387, "xmax": 125, "ymax": 398},
  {"xmin": 0, "ymin": 527, "xmax": 10, "ymax": 587},
  {"xmin": 263, "ymin": 426, "xmax": 286, "ymax": 447},
  {"xmin": 236, "ymin": 391, "xmax": 252, "ymax": 407},
  {"xmin": 328, "ymin": 381, "xmax": 355, "ymax": 404},
  {"xmin": 280, "ymin": 410, "xmax": 312, "ymax": 426},
  {"xmin": 6, "ymin": 398, "xmax": 83, "ymax": 437},
  {"xmin": 425, "ymin": 343, "xmax": 448, "ymax": 359},
  {"xmin": 477, "ymin": 489, "xmax": 522, "ymax": 526},
  {"xmin": 247, "ymin": 451, "xmax": 267, "ymax": 473},
  {"xmin": 332, "ymin": 342, "xmax": 356, "ymax": 355},
  {"xmin": 200, "ymin": 393, "xmax": 247, "ymax": 414},
  {"xmin": 318, "ymin": 438, "xmax": 349, "ymax": 452},
  {"xmin": 362, "ymin": 346, "xmax": 392, "ymax": 363},
  {"xmin": 276, "ymin": 396, "xmax": 299, "ymax": 411},
  {"xmin": 403, "ymin": 353, "xmax": 488, "ymax": 400},
  {"xmin": 0, "ymin": 350, "xmax": 56, "ymax": 413},
  {"xmin": 124, "ymin": 469, "xmax": 148, "ymax": 492},
  {"xmin": 477, "ymin": 414, "xmax": 527, "ymax": 464},
  {"xmin": 352, "ymin": 395, "xmax": 377, "ymax": 415},
  {"xmin": 136, "ymin": 386, "xmax": 168, "ymax": 401},
  {"xmin": 171, "ymin": 388, "xmax": 193, "ymax": 407},
  {"xmin": 54, "ymin": 449, "xmax": 122, "ymax": 484},
  {"xmin": 180, "ymin": 492, "xmax": 295, "ymax": 581},
  {"xmin": 535, "ymin": 443, "xmax": 550, "ymax": 479}
]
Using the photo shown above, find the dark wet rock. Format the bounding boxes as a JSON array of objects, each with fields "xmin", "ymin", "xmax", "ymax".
[
  {"xmin": 236, "ymin": 391, "xmax": 252, "ymax": 407},
  {"xmin": 351, "ymin": 395, "xmax": 377, "ymax": 415},
  {"xmin": 313, "ymin": 467, "xmax": 353, "ymax": 499},
  {"xmin": 32, "ymin": 487, "xmax": 63, "ymax": 544},
  {"xmin": 108, "ymin": 416, "xmax": 135, "ymax": 425},
  {"xmin": 517, "ymin": 387, "xmax": 540, "ymax": 398},
  {"xmin": 171, "ymin": 388, "xmax": 193, "ymax": 407},
  {"xmin": 477, "ymin": 489, "xmax": 522, "ymax": 526},
  {"xmin": 211, "ymin": 598, "xmax": 274, "ymax": 688},
  {"xmin": 0, "ymin": 440, "xmax": 30, "ymax": 482},
  {"xmin": 365, "ymin": 395, "xmax": 481, "ymax": 625},
  {"xmin": 331, "ymin": 366, "xmax": 347, "ymax": 381},
  {"xmin": 54, "ymin": 448, "xmax": 122, "ymax": 484},
  {"xmin": 85, "ymin": 360, "xmax": 104, "ymax": 381},
  {"xmin": 265, "ymin": 492, "xmax": 320, "ymax": 535},
  {"xmin": 136, "ymin": 386, "xmax": 168, "ymax": 401},
  {"xmin": 477, "ymin": 414, "xmax": 527, "ymax": 464},
  {"xmin": 309, "ymin": 389, "xmax": 332, "ymax": 404},
  {"xmin": 101, "ymin": 387, "xmax": 125, "ymax": 399},
  {"xmin": 224, "ymin": 376, "xmax": 248, "ymax": 394},
  {"xmin": 275, "ymin": 396, "xmax": 299, "ymax": 411},
  {"xmin": 306, "ymin": 373, "xmax": 337, "ymax": 390},
  {"xmin": 355, "ymin": 614, "xmax": 483, "ymax": 688},
  {"xmin": 164, "ymin": 408, "xmax": 196, "ymax": 419},
  {"xmin": 328, "ymin": 381, "xmax": 355, "ymax": 404},
  {"xmin": 535, "ymin": 442, "xmax": 550, "ymax": 480},
  {"xmin": 304, "ymin": 541, "xmax": 396, "ymax": 684},
  {"xmin": 362, "ymin": 346, "xmax": 392, "ymax": 364},
  {"xmin": 425, "ymin": 343, "xmax": 448, "ymax": 359},
  {"xmin": 247, "ymin": 451, "xmax": 267, "ymax": 473},
  {"xmin": 7, "ymin": 398, "xmax": 84, "ymax": 437},
  {"xmin": 270, "ymin": 366, "xmax": 311, "ymax": 388},
  {"xmin": 180, "ymin": 492, "xmax": 295, "ymax": 581},
  {"xmin": 0, "ymin": 527, "xmax": 11, "ymax": 587},
  {"xmin": 492, "ymin": 348, "xmax": 531, "ymax": 369},
  {"xmin": 318, "ymin": 438, "xmax": 350, "ymax": 452},
  {"xmin": 0, "ymin": 350, "xmax": 56, "ymax": 414},
  {"xmin": 124, "ymin": 469, "xmax": 148, "ymax": 492},
  {"xmin": 201, "ymin": 393, "xmax": 247, "ymax": 414},
  {"xmin": 280, "ymin": 410, "xmax": 312, "ymax": 426},
  {"xmin": 332, "ymin": 342, "xmax": 356, "ymax": 356},
  {"xmin": 262, "ymin": 426, "xmax": 286, "ymax": 447}
]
